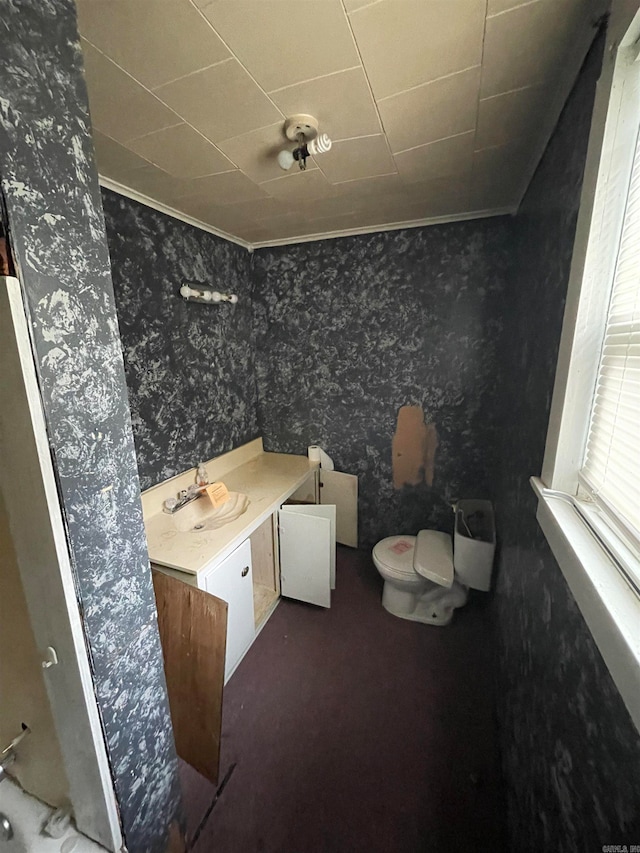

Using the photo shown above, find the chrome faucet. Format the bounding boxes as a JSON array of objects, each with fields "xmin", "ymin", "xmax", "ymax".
[
  {"xmin": 163, "ymin": 484, "xmax": 204, "ymax": 514},
  {"xmin": 1, "ymin": 724, "xmax": 30, "ymax": 783}
]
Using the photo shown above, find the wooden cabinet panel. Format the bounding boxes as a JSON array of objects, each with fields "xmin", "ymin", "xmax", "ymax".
[{"xmin": 152, "ymin": 570, "xmax": 227, "ymax": 784}]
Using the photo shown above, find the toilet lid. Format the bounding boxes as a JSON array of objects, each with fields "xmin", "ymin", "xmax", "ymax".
[
  {"xmin": 372, "ymin": 535, "xmax": 417, "ymax": 575},
  {"xmin": 413, "ymin": 530, "xmax": 454, "ymax": 588}
]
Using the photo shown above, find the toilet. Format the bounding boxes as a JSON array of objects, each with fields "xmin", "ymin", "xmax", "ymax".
[{"xmin": 372, "ymin": 500, "xmax": 495, "ymax": 626}]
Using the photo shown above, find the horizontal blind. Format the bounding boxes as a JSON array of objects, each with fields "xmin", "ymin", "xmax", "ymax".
[{"xmin": 581, "ymin": 119, "xmax": 640, "ymax": 539}]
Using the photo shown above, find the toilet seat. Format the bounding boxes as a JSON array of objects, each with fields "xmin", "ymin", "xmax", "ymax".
[
  {"xmin": 413, "ymin": 530, "xmax": 454, "ymax": 588},
  {"xmin": 372, "ymin": 535, "xmax": 419, "ymax": 581}
]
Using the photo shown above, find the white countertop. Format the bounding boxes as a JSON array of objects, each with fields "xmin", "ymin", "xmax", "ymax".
[{"xmin": 143, "ymin": 439, "xmax": 317, "ymax": 575}]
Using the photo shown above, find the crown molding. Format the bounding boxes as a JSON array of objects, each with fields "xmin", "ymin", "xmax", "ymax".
[
  {"xmin": 98, "ymin": 177, "xmax": 252, "ymax": 251},
  {"xmin": 99, "ymin": 176, "xmax": 516, "ymax": 252},
  {"xmin": 249, "ymin": 206, "xmax": 517, "ymax": 249}
]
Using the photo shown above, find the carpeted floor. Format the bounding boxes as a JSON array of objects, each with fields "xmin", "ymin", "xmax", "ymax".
[{"xmin": 180, "ymin": 546, "xmax": 507, "ymax": 852}]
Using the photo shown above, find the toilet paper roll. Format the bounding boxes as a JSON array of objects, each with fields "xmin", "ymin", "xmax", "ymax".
[{"xmin": 308, "ymin": 445, "xmax": 334, "ymax": 470}]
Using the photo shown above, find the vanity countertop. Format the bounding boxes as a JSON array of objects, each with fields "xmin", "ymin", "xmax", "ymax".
[{"xmin": 142, "ymin": 439, "xmax": 317, "ymax": 575}]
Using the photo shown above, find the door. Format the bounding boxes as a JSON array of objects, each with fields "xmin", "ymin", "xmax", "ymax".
[
  {"xmin": 278, "ymin": 504, "xmax": 336, "ymax": 607},
  {"xmin": 320, "ymin": 469, "xmax": 358, "ymax": 548},
  {"xmin": 0, "ymin": 277, "xmax": 122, "ymax": 850},
  {"xmin": 204, "ymin": 539, "xmax": 255, "ymax": 682},
  {"xmin": 152, "ymin": 570, "xmax": 227, "ymax": 785}
]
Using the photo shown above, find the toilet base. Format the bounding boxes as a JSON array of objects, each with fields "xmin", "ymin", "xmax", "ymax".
[{"xmin": 381, "ymin": 580, "xmax": 468, "ymax": 626}]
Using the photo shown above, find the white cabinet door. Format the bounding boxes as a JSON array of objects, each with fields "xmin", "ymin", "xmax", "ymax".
[
  {"xmin": 278, "ymin": 505, "xmax": 336, "ymax": 607},
  {"xmin": 204, "ymin": 539, "xmax": 255, "ymax": 683},
  {"xmin": 320, "ymin": 469, "xmax": 358, "ymax": 548}
]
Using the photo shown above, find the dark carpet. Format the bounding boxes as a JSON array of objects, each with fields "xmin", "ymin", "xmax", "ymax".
[{"xmin": 181, "ymin": 547, "xmax": 507, "ymax": 853}]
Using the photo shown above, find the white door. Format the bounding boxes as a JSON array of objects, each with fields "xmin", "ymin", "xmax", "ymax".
[
  {"xmin": 278, "ymin": 505, "xmax": 336, "ymax": 607},
  {"xmin": 204, "ymin": 539, "xmax": 255, "ymax": 682},
  {"xmin": 0, "ymin": 277, "xmax": 121, "ymax": 850},
  {"xmin": 320, "ymin": 469, "xmax": 358, "ymax": 548}
]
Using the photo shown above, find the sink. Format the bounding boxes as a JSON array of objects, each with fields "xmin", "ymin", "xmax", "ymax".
[{"xmin": 169, "ymin": 492, "xmax": 250, "ymax": 533}]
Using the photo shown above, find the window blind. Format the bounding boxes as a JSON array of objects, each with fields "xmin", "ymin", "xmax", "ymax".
[{"xmin": 581, "ymin": 121, "xmax": 640, "ymax": 540}]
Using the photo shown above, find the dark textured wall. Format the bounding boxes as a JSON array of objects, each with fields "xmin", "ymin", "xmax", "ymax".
[
  {"xmin": 0, "ymin": 2, "xmax": 183, "ymax": 851},
  {"xmin": 494, "ymin": 32, "xmax": 640, "ymax": 851},
  {"xmin": 102, "ymin": 190, "xmax": 258, "ymax": 490},
  {"xmin": 252, "ymin": 222, "xmax": 511, "ymax": 547}
]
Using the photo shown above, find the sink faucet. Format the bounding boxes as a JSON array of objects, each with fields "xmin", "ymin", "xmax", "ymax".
[
  {"xmin": 163, "ymin": 485, "xmax": 204, "ymax": 514},
  {"xmin": 1, "ymin": 724, "xmax": 30, "ymax": 783}
]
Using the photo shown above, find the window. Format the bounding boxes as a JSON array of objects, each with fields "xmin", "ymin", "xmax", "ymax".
[{"xmin": 533, "ymin": 2, "xmax": 640, "ymax": 733}]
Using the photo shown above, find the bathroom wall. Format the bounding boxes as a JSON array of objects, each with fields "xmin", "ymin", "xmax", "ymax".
[
  {"xmin": 102, "ymin": 189, "xmax": 258, "ymax": 490},
  {"xmin": 0, "ymin": 2, "xmax": 184, "ymax": 851},
  {"xmin": 252, "ymin": 220, "xmax": 511, "ymax": 546},
  {"xmin": 494, "ymin": 31, "xmax": 640, "ymax": 851}
]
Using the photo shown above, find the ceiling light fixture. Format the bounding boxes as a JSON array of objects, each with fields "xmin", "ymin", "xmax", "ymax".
[{"xmin": 277, "ymin": 114, "xmax": 332, "ymax": 172}]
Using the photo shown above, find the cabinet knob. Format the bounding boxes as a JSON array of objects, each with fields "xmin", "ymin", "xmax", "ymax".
[{"xmin": 241, "ymin": 566, "xmax": 249, "ymax": 577}]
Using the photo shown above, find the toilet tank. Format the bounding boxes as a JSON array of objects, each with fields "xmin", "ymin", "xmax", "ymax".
[{"xmin": 453, "ymin": 500, "xmax": 495, "ymax": 591}]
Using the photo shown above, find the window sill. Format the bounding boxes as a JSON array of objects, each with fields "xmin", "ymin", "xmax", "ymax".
[{"xmin": 531, "ymin": 477, "xmax": 640, "ymax": 733}]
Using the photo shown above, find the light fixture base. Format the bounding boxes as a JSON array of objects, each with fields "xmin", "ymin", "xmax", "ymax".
[{"xmin": 284, "ymin": 114, "xmax": 319, "ymax": 142}]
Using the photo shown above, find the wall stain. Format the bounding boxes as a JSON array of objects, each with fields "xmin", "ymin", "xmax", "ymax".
[{"xmin": 392, "ymin": 405, "xmax": 438, "ymax": 489}]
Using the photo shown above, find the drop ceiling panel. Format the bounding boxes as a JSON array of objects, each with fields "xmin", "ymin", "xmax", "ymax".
[
  {"xmin": 92, "ymin": 131, "xmax": 152, "ymax": 179},
  {"xmin": 79, "ymin": 0, "xmax": 603, "ymax": 246},
  {"xmin": 378, "ymin": 67, "xmax": 481, "ymax": 154},
  {"xmin": 176, "ymin": 170, "xmax": 269, "ymax": 206},
  {"xmin": 128, "ymin": 124, "xmax": 235, "ymax": 179},
  {"xmin": 269, "ymin": 68, "xmax": 382, "ymax": 141},
  {"xmin": 197, "ymin": 0, "xmax": 360, "ymax": 93},
  {"xmin": 155, "ymin": 60, "xmax": 283, "ymax": 143},
  {"xmin": 394, "ymin": 132, "xmax": 476, "ymax": 182},
  {"xmin": 348, "ymin": 0, "xmax": 486, "ymax": 100},
  {"xmin": 261, "ymin": 169, "xmax": 340, "ymax": 203},
  {"xmin": 317, "ymin": 135, "xmax": 395, "ymax": 183},
  {"xmin": 81, "ymin": 39, "xmax": 180, "ymax": 144},
  {"xmin": 76, "ymin": 0, "xmax": 230, "ymax": 90},
  {"xmin": 481, "ymin": 0, "xmax": 586, "ymax": 98}
]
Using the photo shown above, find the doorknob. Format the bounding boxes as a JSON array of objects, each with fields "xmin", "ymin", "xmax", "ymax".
[{"xmin": 241, "ymin": 566, "xmax": 249, "ymax": 577}]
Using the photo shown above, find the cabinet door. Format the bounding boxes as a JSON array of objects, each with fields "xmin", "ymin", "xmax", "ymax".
[
  {"xmin": 278, "ymin": 505, "xmax": 336, "ymax": 607},
  {"xmin": 152, "ymin": 570, "xmax": 227, "ymax": 785},
  {"xmin": 320, "ymin": 469, "xmax": 358, "ymax": 548},
  {"xmin": 204, "ymin": 540, "xmax": 255, "ymax": 683}
]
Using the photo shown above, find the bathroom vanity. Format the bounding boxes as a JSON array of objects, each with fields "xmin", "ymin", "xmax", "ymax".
[{"xmin": 142, "ymin": 438, "xmax": 357, "ymax": 782}]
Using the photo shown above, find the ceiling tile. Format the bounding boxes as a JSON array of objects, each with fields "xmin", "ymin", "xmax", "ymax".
[
  {"xmin": 487, "ymin": 0, "xmax": 536, "ymax": 14},
  {"xmin": 331, "ymin": 172, "xmax": 406, "ymax": 196},
  {"xmin": 303, "ymin": 212, "xmax": 362, "ymax": 231},
  {"xmin": 261, "ymin": 169, "xmax": 340, "ymax": 203},
  {"xmin": 394, "ymin": 131, "xmax": 475, "ymax": 183},
  {"xmin": 82, "ymin": 39, "xmax": 180, "ymax": 143},
  {"xmin": 481, "ymin": 1, "xmax": 587, "ymax": 98},
  {"xmin": 198, "ymin": 0, "xmax": 359, "ymax": 93},
  {"xmin": 76, "ymin": 0, "xmax": 230, "ymax": 90},
  {"xmin": 230, "ymin": 223, "xmax": 272, "ymax": 243},
  {"xmin": 226, "ymin": 196, "xmax": 290, "ymax": 221},
  {"xmin": 316, "ymin": 135, "xmax": 396, "ymax": 183},
  {"xmin": 379, "ymin": 67, "xmax": 481, "ymax": 154},
  {"xmin": 470, "ymin": 141, "xmax": 532, "ymax": 209},
  {"xmin": 127, "ymin": 124, "xmax": 235, "ymax": 179},
  {"xmin": 176, "ymin": 199, "xmax": 254, "ymax": 233},
  {"xmin": 476, "ymin": 85, "xmax": 550, "ymax": 149},
  {"xmin": 92, "ymin": 130, "xmax": 151, "ymax": 179},
  {"xmin": 349, "ymin": 0, "xmax": 485, "ymax": 100},
  {"xmin": 253, "ymin": 211, "xmax": 309, "ymax": 240},
  {"xmin": 217, "ymin": 123, "xmax": 318, "ymax": 184},
  {"xmin": 269, "ymin": 68, "xmax": 382, "ymax": 141},
  {"xmin": 300, "ymin": 195, "xmax": 361, "ymax": 220},
  {"xmin": 155, "ymin": 59, "xmax": 282, "ymax": 143},
  {"xmin": 114, "ymin": 164, "xmax": 197, "ymax": 204},
  {"xmin": 343, "ymin": 0, "xmax": 380, "ymax": 11},
  {"xmin": 176, "ymin": 170, "xmax": 269, "ymax": 206}
]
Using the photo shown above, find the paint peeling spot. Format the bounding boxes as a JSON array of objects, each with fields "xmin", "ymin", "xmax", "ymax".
[{"xmin": 392, "ymin": 405, "xmax": 439, "ymax": 489}]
